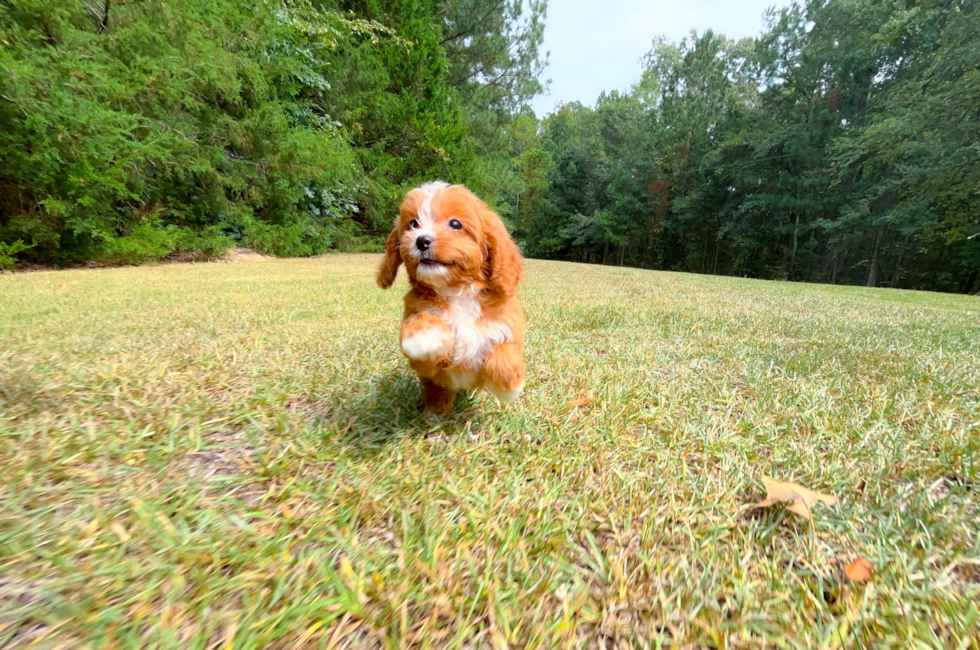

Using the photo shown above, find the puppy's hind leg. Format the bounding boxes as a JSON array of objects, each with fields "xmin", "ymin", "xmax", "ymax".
[
  {"xmin": 421, "ymin": 377, "xmax": 456, "ymax": 417},
  {"xmin": 483, "ymin": 342, "xmax": 525, "ymax": 405}
]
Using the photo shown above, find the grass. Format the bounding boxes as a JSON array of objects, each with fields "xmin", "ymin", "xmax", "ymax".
[{"xmin": 1, "ymin": 254, "xmax": 978, "ymax": 649}]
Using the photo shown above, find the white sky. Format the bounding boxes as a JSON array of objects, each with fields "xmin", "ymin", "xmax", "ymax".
[{"xmin": 531, "ymin": 0, "xmax": 792, "ymax": 115}]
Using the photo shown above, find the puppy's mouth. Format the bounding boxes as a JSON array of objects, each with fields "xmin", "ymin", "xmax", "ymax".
[{"xmin": 417, "ymin": 254, "xmax": 452, "ymax": 269}]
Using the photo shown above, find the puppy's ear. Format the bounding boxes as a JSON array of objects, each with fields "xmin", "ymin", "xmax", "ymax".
[
  {"xmin": 480, "ymin": 202, "xmax": 522, "ymax": 296},
  {"xmin": 376, "ymin": 225, "xmax": 401, "ymax": 289},
  {"xmin": 378, "ymin": 189, "xmax": 427, "ymax": 289}
]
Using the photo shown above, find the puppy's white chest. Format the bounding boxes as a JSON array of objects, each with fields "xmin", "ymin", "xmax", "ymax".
[{"xmin": 429, "ymin": 288, "xmax": 511, "ymax": 372}]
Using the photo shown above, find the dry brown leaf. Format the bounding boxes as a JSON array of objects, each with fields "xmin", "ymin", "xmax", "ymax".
[
  {"xmin": 845, "ymin": 557, "xmax": 873, "ymax": 583},
  {"xmin": 110, "ymin": 521, "xmax": 131, "ymax": 542},
  {"xmin": 221, "ymin": 622, "xmax": 239, "ymax": 650},
  {"xmin": 82, "ymin": 516, "xmax": 100, "ymax": 536},
  {"xmin": 567, "ymin": 398, "xmax": 593, "ymax": 410},
  {"xmin": 748, "ymin": 477, "xmax": 839, "ymax": 520}
]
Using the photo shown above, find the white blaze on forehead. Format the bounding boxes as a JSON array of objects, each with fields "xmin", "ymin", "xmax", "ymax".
[
  {"xmin": 418, "ymin": 180, "xmax": 450, "ymax": 194},
  {"xmin": 411, "ymin": 181, "xmax": 451, "ymax": 250}
]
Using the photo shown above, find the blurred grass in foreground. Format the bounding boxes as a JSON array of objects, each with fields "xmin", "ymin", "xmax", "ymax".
[{"xmin": 1, "ymin": 255, "xmax": 978, "ymax": 649}]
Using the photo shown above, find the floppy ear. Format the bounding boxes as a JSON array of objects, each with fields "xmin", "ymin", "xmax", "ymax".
[
  {"xmin": 376, "ymin": 225, "xmax": 401, "ymax": 289},
  {"xmin": 480, "ymin": 203, "xmax": 523, "ymax": 296},
  {"xmin": 378, "ymin": 189, "xmax": 428, "ymax": 289}
]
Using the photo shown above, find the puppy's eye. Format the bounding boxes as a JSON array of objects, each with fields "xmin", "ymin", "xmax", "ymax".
[
  {"xmin": 448, "ymin": 219, "xmax": 462, "ymax": 230},
  {"xmin": 409, "ymin": 219, "xmax": 419, "ymax": 230}
]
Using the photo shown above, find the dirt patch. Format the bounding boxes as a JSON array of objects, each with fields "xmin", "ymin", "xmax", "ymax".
[
  {"xmin": 165, "ymin": 430, "xmax": 267, "ymax": 506},
  {"xmin": 0, "ymin": 578, "xmax": 83, "ymax": 649},
  {"xmin": 169, "ymin": 430, "xmax": 257, "ymax": 479},
  {"xmin": 1, "ymin": 247, "xmax": 275, "ymax": 274},
  {"xmin": 223, "ymin": 248, "xmax": 274, "ymax": 263}
]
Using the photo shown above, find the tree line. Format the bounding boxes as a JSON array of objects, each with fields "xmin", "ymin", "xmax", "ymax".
[
  {"xmin": 0, "ymin": 0, "xmax": 546, "ymax": 266},
  {"xmin": 1, "ymin": 0, "xmax": 977, "ymax": 294},
  {"xmin": 518, "ymin": 0, "xmax": 979, "ymax": 294}
]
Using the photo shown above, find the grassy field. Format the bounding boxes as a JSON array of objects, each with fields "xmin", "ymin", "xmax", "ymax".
[{"xmin": 1, "ymin": 254, "xmax": 979, "ymax": 649}]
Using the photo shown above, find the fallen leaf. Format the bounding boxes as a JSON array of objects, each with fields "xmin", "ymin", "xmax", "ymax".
[
  {"xmin": 747, "ymin": 477, "xmax": 839, "ymax": 520},
  {"xmin": 567, "ymin": 397, "xmax": 593, "ymax": 409},
  {"xmin": 82, "ymin": 516, "xmax": 100, "ymax": 536},
  {"xmin": 221, "ymin": 621, "xmax": 239, "ymax": 650},
  {"xmin": 845, "ymin": 557, "xmax": 873, "ymax": 583},
  {"xmin": 110, "ymin": 521, "xmax": 131, "ymax": 542}
]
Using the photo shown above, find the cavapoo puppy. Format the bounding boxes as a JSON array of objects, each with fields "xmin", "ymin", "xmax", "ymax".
[{"xmin": 377, "ymin": 182, "xmax": 526, "ymax": 416}]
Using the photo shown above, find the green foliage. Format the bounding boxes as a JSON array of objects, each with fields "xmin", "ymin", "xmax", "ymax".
[
  {"xmin": 0, "ymin": 239, "xmax": 32, "ymax": 270},
  {"xmin": 518, "ymin": 0, "xmax": 979, "ymax": 294},
  {"xmin": 2, "ymin": 0, "xmax": 974, "ymax": 294},
  {"xmin": 103, "ymin": 218, "xmax": 179, "ymax": 266},
  {"xmin": 435, "ymin": 0, "xmax": 548, "ymax": 220},
  {"xmin": 0, "ymin": 0, "xmax": 365, "ymax": 266},
  {"xmin": 0, "ymin": 0, "xmax": 548, "ymax": 267},
  {"xmin": 175, "ymin": 226, "xmax": 237, "ymax": 261}
]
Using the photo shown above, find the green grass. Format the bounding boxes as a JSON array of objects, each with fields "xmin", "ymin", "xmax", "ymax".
[{"xmin": 1, "ymin": 254, "xmax": 979, "ymax": 649}]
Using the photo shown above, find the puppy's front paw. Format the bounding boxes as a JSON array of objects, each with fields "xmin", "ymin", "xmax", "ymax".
[{"xmin": 401, "ymin": 328, "xmax": 453, "ymax": 361}]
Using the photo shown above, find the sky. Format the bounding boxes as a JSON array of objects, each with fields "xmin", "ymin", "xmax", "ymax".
[{"xmin": 531, "ymin": 0, "xmax": 792, "ymax": 116}]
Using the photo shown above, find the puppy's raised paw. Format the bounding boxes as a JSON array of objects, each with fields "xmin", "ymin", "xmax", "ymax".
[{"xmin": 401, "ymin": 328, "xmax": 453, "ymax": 361}]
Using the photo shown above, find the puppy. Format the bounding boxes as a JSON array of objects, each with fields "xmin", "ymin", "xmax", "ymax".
[{"xmin": 377, "ymin": 182, "xmax": 526, "ymax": 416}]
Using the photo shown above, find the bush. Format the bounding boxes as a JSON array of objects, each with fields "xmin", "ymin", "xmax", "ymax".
[
  {"xmin": 0, "ymin": 240, "xmax": 32, "ymax": 270},
  {"xmin": 0, "ymin": 0, "xmax": 360, "ymax": 267},
  {"xmin": 175, "ymin": 226, "xmax": 236, "ymax": 261}
]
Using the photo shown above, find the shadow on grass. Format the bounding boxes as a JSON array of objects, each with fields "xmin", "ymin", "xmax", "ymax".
[{"xmin": 317, "ymin": 370, "xmax": 487, "ymax": 454}]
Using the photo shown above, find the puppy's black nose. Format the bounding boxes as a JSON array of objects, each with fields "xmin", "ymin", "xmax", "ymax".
[{"xmin": 415, "ymin": 234, "xmax": 433, "ymax": 252}]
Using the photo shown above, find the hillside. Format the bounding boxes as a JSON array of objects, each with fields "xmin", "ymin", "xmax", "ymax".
[{"xmin": 1, "ymin": 255, "xmax": 978, "ymax": 648}]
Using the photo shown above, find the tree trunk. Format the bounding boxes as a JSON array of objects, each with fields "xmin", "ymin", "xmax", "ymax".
[
  {"xmin": 619, "ymin": 244, "xmax": 626, "ymax": 266},
  {"xmin": 602, "ymin": 240, "xmax": 609, "ymax": 265},
  {"xmin": 803, "ymin": 229, "xmax": 816, "ymax": 281},
  {"xmin": 865, "ymin": 227, "xmax": 883, "ymax": 287},
  {"xmin": 789, "ymin": 213, "xmax": 800, "ymax": 280},
  {"xmin": 891, "ymin": 232, "xmax": 911, "ymax": 288},
  {"xmin": 98, "ymin": 0, "xmax": 110, "ymax": 33},
  {"xmin": 961, "ymin": 269, "xmax": 978, "ymax": 295},
  {"xmin": 712, "ymin": 240, "xmax": 720, "ymax": 274},
  {"xmin": 828, "ymin": 234, "xmax": 844, "ymax": 285}
]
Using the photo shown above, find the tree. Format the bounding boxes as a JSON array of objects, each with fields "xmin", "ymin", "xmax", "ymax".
[
  {"xmin": 0, "ymin": 0, "xmax": 368, "ymax": 264},
  {"xmin": 518, "ymin": 0, "xmax": 978, "ymax": 293},
  {"xmin": 0, "ymin": 0, "xmax": 550, "ymax": 266}
]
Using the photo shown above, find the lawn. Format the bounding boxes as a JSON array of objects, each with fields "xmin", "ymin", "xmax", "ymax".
[{"xmin": 1, "ymin": 254, "xmax": 978, "ymax": 649}]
